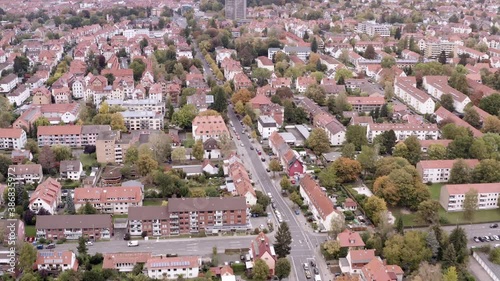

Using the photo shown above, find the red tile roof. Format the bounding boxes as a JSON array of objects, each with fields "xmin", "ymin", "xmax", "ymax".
[
  {"xmin": 37, "ymin": 125, "xmax": 82, "ymax": 136},
  {"xmin": 0, "ymin": 128, "xmax": 24, "ymax": 138},
  {"xmin": 299, "ymin": 174, "xmax": 335, "ymax": 220},
  {"xmin": 337, "ymin": 229, "xmax": 365, "ymax": 248}
]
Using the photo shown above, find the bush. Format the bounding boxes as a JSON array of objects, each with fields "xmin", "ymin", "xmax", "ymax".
[
  {"xmin": 56, "ymin": 238, "xmax": 66, "ymax": 244},
  {"xmin": 89, "ymin": 253, "xmax": 104, "ymax": 265},
  {"xmin": 38, "ymin": 238, "xmax": 48, "ymax": 244},
  {"xmin": 490, "ymin": 248, "xmax": 500, "ymax": 264},
  {"xmin": 439, "ymin": 216, "xmax": 450, "ymax": 225},
  {"xmin": 231, "ymin": 263, "xmax": 246, "ymax": 274}
]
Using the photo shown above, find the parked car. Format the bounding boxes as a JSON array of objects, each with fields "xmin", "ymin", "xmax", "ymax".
[
  {"xmin": 250, "ymin": 146, "xmax": 254, "ymax": 150},
  {"xmin": 128, "ymin": 241, "xmax": 139, "ymax": 247},
  {"xmin": 303, "ymin": 263, "xmax": 309, "ymax": 270},
  {"xmin": 294, "ymin": 209, "xmax": 300, "ymax": 215},
  {"xmin": 36, "ymin": 244, "xmax": 44, "ymax": 250},
  {"xmin": 261, "ymin": 157, "xmax": 265, "ymax": 162},
  {"xmin": 46, "ymin": 243, "xmax": 55, "ymax": 249},
  {"xmin": 305, "ymin": 270, "xmax": 312, "ymax": 279},
  {"xmin": 310, "ymin": 261, "xmax": 316, "ymax": 267},
  {"xmin": 85, "ymin": 241, "xmax": 94, "ymax": 246},
  {"xmin": 474, "ymin": 237, "xmax": 480, "ymax": 242},
  {"xmin": 491, "ymin": 223, "xmax": 499, "ymax": 228},
  {"xmin": 313, "ymin": 267, "xmax": 319, "ymax": 275}
]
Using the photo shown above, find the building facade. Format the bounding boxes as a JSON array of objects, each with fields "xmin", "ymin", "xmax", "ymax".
[
  {"xmin": 416, "ymin": 159, "xmax": 479, "ymax": 183},
  {"xmin": 36, "ymin": 214, "xmax": 113, "ymax": 240},
  {"xmin": 0, "ymin": 128, "xmax": 27, "ymax": 150},
  {"xmin": 440, "ymin": 183, "xmax": 500, "ymax": 211},
  {"xmin": 73, "ymin": 186, "xmax": 143, "ymax": 214}
]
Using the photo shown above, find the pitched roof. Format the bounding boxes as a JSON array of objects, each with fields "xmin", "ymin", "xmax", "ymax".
[
  {"xmin": 444, "ymin": 183, "xmax": 500, "ymax": 195},
  {"xmin": 73, "ymin": 186, "xmax": 142, "ymax": 204},
  {"xmin": 168, "ymin": 197, "xmax": 246, "ymax": 212},
  {"xmin": 337, "ymin": 229, "xmax": 365, "ymax": 248},
  {"xmin": 0, "ymin": 128, "xmax": 24, "ymax": 138},
  {"xmin": 145, "ymin": 256, "xmax": 199, "ymax": 270},
  {"xmin": 350, "ymin": 249, "xmax": 376, "ymax": 263},
  {"xmin": 35, "ymin": 214, "xmax": 112, "ymax": 229},
  {"xmin": 103, "ymin": 252, "xmax": 152, "ymax": 269},
  {"xmin": 37, "ymin": 125, "xmax": 82, "ymax": 136},
  {"xmin": 299, "ymin": 174, "xmax": 335, "ymax": 220},
  {"xmin": 417, "ymin": 159, "xmax": 479, "ymax": 170},
  {"xmin": 29, "ymin": 177, "xmax": 61, "ymax": 206}
]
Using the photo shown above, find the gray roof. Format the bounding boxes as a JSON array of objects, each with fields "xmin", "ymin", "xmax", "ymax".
[
  {"xmin": 59, "ymin": 160, "xmax": 81, "ymax": 173},
  {"xmin": 168, "ymin": 197, "xmax": 246, "ymax": 212},
  {"xmin": 106, "ymin": 99, "xmax": 164, "ymax": 106},
  {"xmin": 283, "ymin": 46, "xmax": 311, "ymax": 53},
  {"xmin": 172, "ymin": 165, "xmax": 203, "ymax": 175},
  {"xmin": 36, "ymin": 214, "xmax": 112, "ymax": 229},
  {"xmin": 9, "ymin": 164, "xmax": 42, "ymax": 175},
  {"xmin": 129, "ymin": 206, "xmax": 168, "ymax": 220},
  {"xmin": 258, "ymin": 116, "xmax": 277, "ymax": 127},
  {"xmin": 97, "ymin": 130, "xmax": 118, "ymax": 141},
  {"xmin": 81, "ymin": 125, "xmax": 111, "ymax": 135}
]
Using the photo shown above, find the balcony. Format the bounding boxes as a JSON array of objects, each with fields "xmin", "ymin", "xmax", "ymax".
[{"xmin": 169, "ymin": 214, "xmax": 179, "ymax": 219}]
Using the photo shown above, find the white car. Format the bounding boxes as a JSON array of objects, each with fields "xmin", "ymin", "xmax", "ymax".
[
  {"xmin": 127, "ymin": 241, "xmax": 139, "ymax": 247},
  {"xmin": 85, "ymin": 241, "xmax": 94, "ymax": 246},
  {"xmin": 240, "ymin": 143, "xmax": 244, "ymax": 147}
]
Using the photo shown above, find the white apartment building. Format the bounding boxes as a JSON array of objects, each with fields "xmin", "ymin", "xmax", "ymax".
[
  {"xmin": 7, "ymin": 85, "xmax": 30, "ymax": 106},
  {"xmin": 8, "ymin": 164, "xmax": 43, "ymax": 184},
  {"xmin": 145, "ymin": 256, "xmax": 200, "ymax": 280},
  {"xmin": 0, "ymin": 128, "xmax": 27, "ymax": 150},
  {"xmin": 257, "ymin": 116, "xmax": 278, "ymax": 139},
  {"xmin": 394, "ymin": 79, "xmax": 435, "ymax": 114},
  {"xmin": 71, "ymin": 79, "xmax": 85, "ymax": 99},
  {"xmin": 367, "ymin": 123, "xmax": 439, "ymax": 142},
  {"xmin": 73, "ymin": 186, "xmax": 143, "ymax": 214},
  {"xmin": 424, "ymin": 41, "xmax": 456, "ymax": 58},
  {"xmin": 422, "ymin": 76, "xmax": 471, "ymax": 113},
  {"xmin": 440, "ymin": 183, "xmax": 500, "ymax": 211},
  {"xmin": 60, "ymin": 160, "xmax": 83, "ymax": 181},
  {"xmin": 416, "ymin": 159, "xmax": 479, "ymax": 183},
  {"xmin": 105, "ymin": 99, "xmax": 165, "ymax": 114},
  {"xmin": 36, "ymin": 251, "xmax": 78, "ymax": 272},
  {"xmin": 120, "ymin": 111, "xmax": 164, "ymax": 131},
  {"xmin": 0, "ymin": 74, "xmax": 19, "ymax": 93}
]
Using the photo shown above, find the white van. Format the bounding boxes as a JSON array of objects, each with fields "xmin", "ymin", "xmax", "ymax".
[
  {"xmin": 127, "ymin": 241, "xmax": 139, "ymax": 247},
  {"xmin": 314, "ymin": 274, "xmax": 322, "ymax": 281}
]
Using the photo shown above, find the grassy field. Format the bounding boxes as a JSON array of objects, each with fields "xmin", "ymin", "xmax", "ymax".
[
  {"xmin": 144, "ymin": 200, "xmax": 163, "ymax": 206},
  {"xmin": 393, "ymin": 206, "xmax": 500, "ymax": 227},
  {"xmin": 80, "ymin": 153, "xmax": 98, "ymax": 168},
  {"xmin": 25, "ymin": 225, "xmax": 36, "ymax": 237},
  {"xmin": 429, "ymin": 183, "xmax": 443, "ymax": 200}
]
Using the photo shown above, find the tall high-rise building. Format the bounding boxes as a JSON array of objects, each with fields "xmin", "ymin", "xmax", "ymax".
[{"xmin": 225, "ymin": 0, "xmax": 247, "ymax": 20}]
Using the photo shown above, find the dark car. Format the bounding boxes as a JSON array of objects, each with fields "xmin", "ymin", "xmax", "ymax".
[
  {"xmin": 313, "ymin": 268, "xmax": 319, "ymax": 275},
  {"xmin": 250, "ymin": 146, "xmax": 254, "ymax": 150},
  {"xmin": 491, "ymin": 223, "xmax": 499, "ymax": 228},
  {"xmin": 310, "ymin": 261, "xmax": 316, "ymax": 267},
  {"xmin": 46, "ymin": 243, "xmax": 55, "ymax": 249}
]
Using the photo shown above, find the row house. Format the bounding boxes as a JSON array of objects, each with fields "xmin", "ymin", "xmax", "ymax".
[
  {"xmin": 146, "ymin": 256, "xmax": 201, "ymax": 280},
  {"xmin": 295, "ymin": 76, "xmax": 316, "ymax": 93},
  {"xmin": 0, "ymin": 128, "xmax": 27, "ymax": 150},
  {"xmin": 8, "ymin": 164, "xmax": 43, "ymax": 184},
  {"xmin": 6, "ymin": 85, "xmax": 30, "ymax": 106},
  {"xmin": 192, "ymin": 115, "xmax": 230, "ymax": 142},
  {"xmin": 128, "ymin": 197, "xmax": 250, "ymax": 237},
  {"xmin": 81, "ymin": 125, "xmax": 112, "ymax": 146},
  {"xmin": 269, "ymin": 131, "xmax": 305, "ymax": 176},
  {"xmin": 440, "ymin": 183, "xmax": 500, "ymax": 212},
  {"xmin": 320, "ymin": 54, "xmax": 344, "ymax": 72},
  {"xmin": 233, "ymin": 73, "xmax": 252, "ymax": 91},
  {"xmin": 255, "ymin": 56, "xmax": 274, "ymax": 72},
  {"xmin": 187, "ymin": 91, "xmax": 214, "ymax": 112},
  {"xmin": 37, "ymin": 125, "xmax": 82, "ymax": 147},
  {"xmin": 185, "ymin": 73, "xmax": 206, "ymax": 88},
  {"xmin": 353, "ymin": 41, "xmax": 384, "ymax": 52},
  {"xmin": 36, "ymin": 251, "xmax": 78, "ymax": 273},
  {"xmin": 11, "ymin": 149, "xmax": 33, "ymax": 164},
  {"xmin": 394, "ymin": 77, "xmax": 435, "ymax": 114},
  {"xmin": 434, "ymin": 107, "xmax": 483, "ymax": 138},
  {"xmin": 366, "ymin": 123, "xmax": 439, "ymax": 143},
  {"xmin": 416, "ymin": 159, "xmax": 480, "ymax": 183},
  {"xmin": 13, "ymin": 103, "xmax": 80, "ymax": 131},
  {"xmin": 73, "ymin": 186, "xmax": 143, "ymax": 214},
  {"xmin": 215, "ymin": 48, "xmax": 236, "ymax": 64},
  {"xmin": 60, "ymin": 160, "xmax": 83, "ymax": 181},
  {"xmin": 106, "ymin": 99, "xmax": 165, "ymax": 114},
  {"xmin": 52, "ymin": 87, "xmax": 71, "ymax": 104},
  {"xmin": 228, "ymin": 161, "xmax": 257, "ymax": 206},
  {"xmin": 422, "ymin": 76, "xmax": 471, "ymax": 113},
  {"xmin": 120, "ymin": 111, "xmax": 164, "ymax": 131},
  {"xmin": 456, "ymin": 45, "xmax": 489, "ymax": 60},
  {"xmin": 346, "ymin": 96, "xmax": 385, "ymax": 113},
  {"xmin": 29, "ymin": 178, "xmax": 62, "ymax": 215},
  {"xmin": 103, "ymin": 252, "xmax": 152, "ymax": 272},
  {"xmin": 299, "ymin": 174, "xmax": 340, "ymax": 232},
  {"xmin": 36, "ymin": 214, "xmax": 113, "ymax": 240}
]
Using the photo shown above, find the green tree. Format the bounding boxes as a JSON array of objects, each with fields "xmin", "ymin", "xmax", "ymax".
[
  {"xmin": 311, "ymin": 37, "xmax": 318, "ymax": 53},
  {"xmin": 110, "ymin": 113, "xmax": 127, "ymax": 132},
  {"xmin": 192, "ymin": 140, "xmax": 204, "ymax": 161},
  {"xmin": 274, "ymin": 222, "xmax": 292, "ymax": 258},
  {"xmin": 252, "ymin": 68, "xmax": 272, "ymax": 87},
  {"xmin": 341, "ymin": 143, "xmax": 356, "ymax": 159},
  {"xmin": 66, "ymin": 194, "xmax": 75, "ymax": 214},
  {"xmin": 449, "ymin": 66, "xmax": 469, "ymax": 95},
  {"xmin": 364, "ymin": 196, "xmax": 388, "ymax": 225},
  {"xmin": 79, "ymin": 202, "xmax": 97, "ymax": 214},
  {"xmin": 305, "ymin": 84, "xmax": 326, "ymax": 105},
  {"xmin": 416, "ymin": 200, "xmax": 440, "ymax": 225},
  {"xmin": 442, "ymin": 243, "xmax": 458, "ymax": 269},
  {"xmin": 441, "ymin": 94, "xmax": 455, "ymax": 112},
  {"xmin": 280, "ymin": 176, "xmax": 292, "ymax": 191},
  {"xmin": 345, "ymin": 125, "xmax": 368, "ymax": 150},
  {"xmin": 52, "ymin": 145, "xmax": 72, "ymax": 162},
  {"xmin": 383, "ymin": 231, "xmax": 432, "ymax": 272},
  {"xmin": 449, "ymin": 226, "xmax": 468, "ymax": 264},
  {"xmin": 438, "ymin": 50, "xmax": 447, "ymax": 64},
  {"xmin": 427, "ymin": 144, "xmax": 447, "ymax": 160},
  {"xmin": 253, "ymin": 259, "xmax": 270, "ymax": 281},
  {"xmin": 19, "ymin": 243, "xmax": 37, "ymax": 273},
  {"xmin": 403, "ymin": 136, "xmax": 421, "ymax": 165},
  {"xmin": 472, "ymin": 159, "xmax": 500, "ymax": 183},
  {"xmin": 77, "ymin": 236, "xmax": 88, "ymax": 256},
  {"xmin": 463, "ymin": 107, "xmax": 481, "ymax": 129},
  {"xmin": 290, "ymin": 191, "xmax": 303, "ymax": 207},
  {"xmin": 305, "ymin": 128, "xmax": 330, "ymax": 156},
  {"xmin": 479, "ymin": 93, "xmax": 500, "ymax": 115},
  {"xmin": 172, "ymin": 147, "xmax": 187, "ymax": 162},
  {"xmin": 357, "ymin": 145, "xmax": 378, "ymax": 175},
  {"xmin": 447, "ymin": 135, "xmax": 473, "ymax": 159},
  {"xmin": 149, "ymin": 134, "xmax": 172, "ymax": 163},
  {"xmin": 395, "ymin": 216, "xmax": 404, "ymax": 234},
  {"xmin": 125, "ymin": 146, "xmax": 139, "ymax": 164},
  {"xmin": 275, "ymin": 258, "xmax": 291, "ymax": 280},
  {"xmin": 172, "ymin": 104, "xmax": 197, "ymax": 129},
  {"xmin": 363, "ymin": 45, "xmax": 376, "ymax": 59},
  {"xmin": 129, "ymin": 58, "xmax": 146, "ymax": 81},
  {"xmin": 381, "ymin": 56, "xmax": 396, "ymax": 68},
  {"xmin": 448, "ymin": 159, "xmax": 472, "ymax": 184},
  {"xmin": 269, "ymin": 159, "xmax": 282, "ymax": 177},
  {"xmin": 335, "ymin": 68, "xmax": 353, "ymax": 83},
  {"xmin": 13, "ymin": 55, "xmax": 30, "ymax": 76},
  {"xmin": 490, "ymin": 248, "xmax": 500, "ymax": 265},
  {"xmin": 443, "ymin": 266, "xmax": 458, "ymax": 281},
  {"xmin": 318, "ymin": 164, "xmax": 337, "ymax": 191},
  {"xmin": 210, "ymin": 86, "xmax": 227, "ymax": 113},
  {"xmin": 463, "ymin": 188, "xmax": 478, "ymax": 221},
  {"xmin": 137, "ymin": 154, "xmax": 158, "ymax": 176}
]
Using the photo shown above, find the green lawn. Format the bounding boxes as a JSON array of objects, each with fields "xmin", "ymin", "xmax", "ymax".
[
  {"xmin": 113, "ymin": 214, "xmax": 128, "ymax": 220},
  {"xmin": 393, "ymin": 206, "xmax": 500, "ymax": 227},
  {"xmin": 429, "ymin": 183, "xmax": 443, "ymax": 200},
  {"xmin": 25, "ymin": 225, "xmax": 36, "ymax": 237},
  {"xmin": 144, "ymin": 200, "xmax": 163, "ymax": 206},
  {"xmin": 80, "ymin": 153, "xmax": 98, "ymax": 168}
]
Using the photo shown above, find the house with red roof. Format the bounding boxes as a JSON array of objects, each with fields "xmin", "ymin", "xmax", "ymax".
[
  {"xmin": 228, "ymin": 161, "xmax": 257, "ymax": 205},
  {"xmin": 250, "ymin": 232, "xmax": 277, "ymax": 276},
  {"xmin": 440, "ymin": 183, "xmax": 500, "ymax": 212},
  {"xmin": 73, "ymin": 186, "xmax": 143, "ymax": 214},
  {"xmin": 36, "ymin": 251, "xmax": 78, "ymax": 272},
  {"xmin": 255, "ymin": 56, "xmax": 274, "ymax": 72},
  {"xmin": 192, "ymin": 115, "xmax": 230, "ymax": 142},
  {"xmin": 233, "ymin": 73, "xmax": 252, "ymax": 91},
  {"xmin": 269, "ymin": 132, "xmax": 305, "ymax": 176},
  {"xmin": 29, "ymin": 177, "xmax": 62, "ymax": 214},
  {"xmin": 0, "ymin": 128, "xmax": 27, "ymax": 150},
  {"xmin": 337, "ymin": 229, "xmax": 365, "ymax": 249},
  {"xmin": 416, "ymin": 159, "xmax": 479, "ymax": 183},
  {"xmin": 361, "ymin": 256, "xmax": 404, "ymax": 281},
  {"xmin": 299, "ymin": 174, "xmax": 340, "ymax": 231}
]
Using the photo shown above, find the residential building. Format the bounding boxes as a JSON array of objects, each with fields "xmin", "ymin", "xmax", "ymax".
[
  {"xmin": 203, "ymin": 138, "xmax": 221, "ymax": 159},
  {"xmin": 394, "ymin": 78, "xmax": 435, "ymax": 114},
  {"xmin": 366, "ymin": 123, "xmax": 439, "ymax": 142},
  {"xmin": 360, "ymin": 256, "xmax": 404, "ymax": 281},
  {"xmin": 422, "ymin": 76, "xmax": 471, "ymax": 113},
  {"xmin": 36, "ymin": 251, "xmax": 78, "ymax": 272},
  {"xmin": 145, "ymin": 256, "xmax": 201, "ymax": 280},
  {"xmin": 424, "ymin": 41, "xmax": 455, "ymax": 58},
  {"xmin": 419, "ymin": 139, "xmax": 452, "ymax": 153},
  {"xmin": 434, "ymin": 107, "xmax": 483, "ymax": 138},
  {"xmin": 250, "ymin": 232, "xmax": 277, "ymax": 276},
  {"xmin": 346, "ymin": 97, "xmax": 385, "ymax": 113},
  {"xmin": 416, "ymin": 159, "xmax": 479, "ymax": 183},
  {"xmin": 60, "ymin": 160, "xmax": 83, "ymax": 181},
  {"xmin": 228, "ymin": 160, "xmax": 257, "ymax": 206},
  {"xmin": 337, "ymin": 229, "xmax": 365, "ymax": 249},
  {"xmin": 313, "ymin": 112, "xmax": 346, "ymax": 146},
  {"xmin": 37, "ymin": 125, "xmax": 82, "ymax": 147},
  {"xmin": 192, "ymin": 115, "xmax": 230, "ymax": 142},
  {"xmin": 299, "ymin": 174, "xmax": 340, "ymax": 232},
  {"xmin": 440, "ymin": 183, "xmax": 500, "ymax": 211},
  {"xmin": 32, "ymin": 87, "xmax": 52, "ymax": 105},
  {"xmin": 0, "ymin": 128, "xmax": 27, "ymax": 150},
  {"xmin": 255, "ymin": 56, "xmax": 274, "ymax": 72},
  {"xmin": 342, "ymin": 249, "xmax": 376, "ymax": 274},
  {"xmin": 8, "ymin": 164, "xmax": 43, "ymax": 184},
  {"xmin": 0, "ymin": 74, "xmax": 18, "ymax": 93},
  {"xmin": 128, "ymin": 197, "xmax": 250, "ymax": 237},
  {"xmin": 81, "ymin": 125, "xmax": 112, "ymax": 146},
  {"xmin": 106, "ymin": 99, "xmax": 165, "ymax": 114},
  {"xmin": 29, "ymin": 178, "xmax": 62, "ymax": 214},
  {"xmin": 73, "ymin": 186, "xmax": 143, "ymax": 214},
  {"xmin": 103, "ymin": 252, "xmax": 152, "ymax": 272},
  {"xmin": 257, "ymin": 116, "xmax": 278, "ymax": 139},
  {"xmin": 13, "ymin": 103, "xmax": 80, "ymax": 131},
  {"xmin": 357, "ymin": 21, "xmax": 391, "ymax": 37},
  {"xmin": 187, "ymin": 92, "xmax": 213, "ymax": 112},
  {"xmin": 6, "ymin": 85, "xmax": 29, "ymax": 106},
  {"xmin": 11, "ymin": 149, "xmax": 32, "ymax": 164},
  {"xmin": 120, "ymin": 111, "xmax": 164, "ymax": 131},
  {"xmin": 35, "ymin": 214, "xmax": 113, "ymax": 240},
  {"xmin": 225, "ymin": 0, "xmax": 247, "ymax": 20},
  {"xmin": 269, "ymin": 132, "xmax": 305, "ymax": 177}
]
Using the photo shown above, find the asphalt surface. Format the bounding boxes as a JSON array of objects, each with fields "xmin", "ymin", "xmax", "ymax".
[{"xmin": 227, "ymin": 107, "xmax": 329, "ymax": 281}]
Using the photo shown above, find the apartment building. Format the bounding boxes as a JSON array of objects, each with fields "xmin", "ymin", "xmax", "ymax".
[
  {"xmin": 36, "ymin": 251, "xmax": 78, "ymax": 272},
  {"xmin": 6, "ymin": 85, "xmax": 29, "ymax": 106},
  {"xmin": 346, "ymin": 96, "xmax": 385, "ymax": 113},
  {"xmin": 103, "ymin": 252, "xmax": 152, "ymax": 272},
  {"xmin": 257, "ymin": 116, "xmax": 278, "ymax": 139},
  {"xmin": 434, "ymin": 107, "xmax": 483, "ymax": 138},
  {"xmin": 366, "ymin": 123, "xmax": 439, "ymax": 142},
  {"xmin": 357, "ymin": 21, "xmax": 390, "ymax": 37},
  {"xmin": 81, "ymin": 125, "xmax": 112, "ymax": 146},
  {"xmin": 105, "ymin": 99, "xmax": 165, "ymax": 114},
  {"xmin": 0, "ymin": 128, "xmax": 27, "ymax": 150},
  {"xmin": 192, "ymin": 115, "xmax": 230, "ymax": 142},
  {"xmin": 0, "ymin": 74, "xmax": 18, "ymax": 93},
  {"xmin": 37, "ymin": 125, "xmax": 82, "ymax": 147},
  {"xmin": 416, "ymin": 159, "xmax": 480, "ymax": 183},
  {"xmin": 424, "ymin": 41, "xmax": 456, "ymax": 58},
  {"xmin": 29, "ymin": 178, "xmax": 62, "ymax": 214},
  {"xmin": 419, "ymin": 139, "xmax": 452, "ymax": 153},
  {"xmin": 59, "ymin": 160, "xmax": 83, "ymax": 180},
  {"xmin": 36, "ymin": 214, "xmax": 113, "ymax": 240},
  {"xmin": 8, "ymin": 164, "xmax": 43, "ymax": 184},
  {"xmin": 120, "ymin": 111, "xmax": 164, "ymax": 131},
  {"xmin": 422, "ymin": 76, "xmax": 471, "ymax": 113},
  {"xmin": 13, "ymin": 103, "xmax": 80, "ymax": 132},
  {"xmin": 145, "ymin": 256, "xmax": 201, "ymax": 280},
  {"xmin": 440, "ymin": 183, "xmax": 500, "ymax": 211},
  {"xmin": 394, "ymin": 78, "xmax": 435, "ymax": 114},
  {"xmin": 299, "ymin": 174, "xmax": 340, "ymax": 232},
  {"xmin": 73, "ymin": 186, "xmax": 143, "ymax": 214},
  {"xmin": 128, "ymin": 197, "xmax": 250, "ymax": 237}
]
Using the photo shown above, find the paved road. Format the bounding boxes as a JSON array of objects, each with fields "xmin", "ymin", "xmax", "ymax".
[
  {"xmin": 193, "ymin": 41, "xmax": 215, "ymax": 81},
  {"xmin": 227, "ymin": 107, "xmax": 330, "ymax": 281}
]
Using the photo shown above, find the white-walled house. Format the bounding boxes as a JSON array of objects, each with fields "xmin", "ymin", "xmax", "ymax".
[
  {"xmin": 36, "ymin": 251, "xmax": 78, "ymax": 272},
  {"xmin": 258, "ymin": 116, "xmax": 278, "ymax": 139},
  {"xmin": 145, "ymin": 256, "xmax": 200, "ymax": 279},
  {"xmin": 59, "ymin": 160, "xmax": 83, "ymax": 181},
  {"xmin": 29, "ymin": 178, "xmax": 62, "ymax": 214},
  {"xmin": 7, "ymin": 85, "xmax": 30, "ymax": 106}
]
